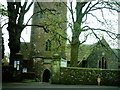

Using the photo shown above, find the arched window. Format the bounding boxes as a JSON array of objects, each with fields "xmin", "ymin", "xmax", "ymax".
[
  {"xmin": 99, "ymin": 57, "xmax": 107, "ymax": 69},
  {"xmin": 104, "ymin": 60, "xmax": 107, "ymax": 69},
  {"xmin": 102, "ymin": 57, "xmax": 104, "ymax": 69},
  {"xmin": 99, "ymin": 60, "xmax": 101, "ymax": 68},
  {"xmin": 45, "ymin": 39, "xmax": 51, "ymax": 51}
]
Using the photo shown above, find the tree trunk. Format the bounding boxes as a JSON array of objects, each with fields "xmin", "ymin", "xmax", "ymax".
[
  {"xmin": 7, "ymin": 2, "xmax": 23, "ymax": 67},
  {"xmin": 70, "ymin": 2, "xmax": 85, "ymax": 67},
  {"xmin": 70, "ymin": 22, "xmax": 81, "ymax": 67},
  {"xmin": 70, "ymin": 40, "xmax": 80, "ymax": 67},
  {"xmin": 2, "ymin": 37, "xmax": 4, "ymax": 59},
  {"xmin": 8, "ymin": 29, "xmax": 21, "ymax": 66}
]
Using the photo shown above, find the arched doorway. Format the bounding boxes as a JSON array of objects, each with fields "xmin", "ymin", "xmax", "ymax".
[{"xmin": 42, "ymin": 69, "xmax": 51, "ymax": 82}]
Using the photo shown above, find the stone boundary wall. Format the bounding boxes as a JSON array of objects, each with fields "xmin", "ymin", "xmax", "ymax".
[{"xmin": 58, "ymin": 67, "xmax": 120, "ymax": 86}]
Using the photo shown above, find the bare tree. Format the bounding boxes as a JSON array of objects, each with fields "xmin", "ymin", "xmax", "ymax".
[
  {"xmin": 64, "ymin": 0, "xmax": 120, "ymax": 67},
  {"xmin": 7, "ymin": 0, "xmax": 33, "ymax": 66}
]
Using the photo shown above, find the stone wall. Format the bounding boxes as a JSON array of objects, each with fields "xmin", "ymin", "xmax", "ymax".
[
  {"xmin": 33, "ymin": 57, "xmax": 44, "ymax": 81},
  {"xmin": 58, "ymin": 67, "xmax": 120, "ymax": 86}
]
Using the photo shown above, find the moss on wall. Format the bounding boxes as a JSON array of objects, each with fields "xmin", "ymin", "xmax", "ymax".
[
  {"xmin": 59, "ymin": 67, "xmax": 120, "ymax": 86},
  {"xmin": 33, "ymin": 58, "xmax": 44, "ymax": 81}
]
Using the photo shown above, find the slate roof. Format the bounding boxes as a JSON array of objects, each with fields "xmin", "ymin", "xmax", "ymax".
[
  {"xmin": 65, "ymin": 42, "xmax": 96, "ymax": 61},
  {"xmin": 79, "ymin": 38, "xmax": 120, "ymax": 62},
  {"xmin": 78, "ymin": 38, "xmax": 109, "ymax": 62},
  {"xmin": 112, "ymin": 49, "xmax": 120, "ymax": 62},
  {"xmin": 78, "ymin": 44, "xmax": 95, "ymax": 62},
  {"xmin": 77, "ymin": 38, "xmax": 119, "ymax": 62}
]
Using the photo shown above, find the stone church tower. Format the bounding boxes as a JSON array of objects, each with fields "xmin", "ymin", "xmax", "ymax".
[
  {"xmin": 19, "ymin": 2, "xmax": 67, "ymax": 81},
  {"xmin": 30, "ymin": 2, "xmax": 67, "ymax": 59}
]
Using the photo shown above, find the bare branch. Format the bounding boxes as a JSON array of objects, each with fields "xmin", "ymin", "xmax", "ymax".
[
  {"xmin": 91, "ymin": 29, "xmax": 101, "ymax": 43},
  {"xmin": 82, "ymin": 13, "xmax": 88, "ymax": 23},
  {"xmin": 17, "ymin": 1, "xmax": 34, "ymax": 30},
  {"xmin": 81, "ymin": 2, "xmax": 93, "ymax": 23},
  {"xmin": 100, "ymin": 9, "xmax": 113, "ymax": 30},
  {"xmin": 24, "ymin": 10, "xmax": 43, "ymax": 28},
  {"xmin": 85, "ymin": 1, "xmax": 99, "ymax": 14},
  {"xmin": 70, "ymin": 2, "xmax": 75, "ymax": 23},
  {"xmin": 22, "ymin": 0, "xmax": 28, "ymax": 12},
  {"xmin": 88, "ymin": 12, "xmax": 104, "ymax": 24},
  {"xmin": 25, "ymin": 1, "xmax": 33, "ymax": 13},
  {"xmin": 14, "ymin": 2, "xmax": 21, "ymax": 17},
  {"xmin": 82, "ymin": 26, "xmax": 118, "ymax": 40},
  {"xmin": 24, "ymin": 4, "xmax": 58, "ymax": 29},
  {"xmin": 63, "ymin": 2, "xmax": 75, "ymax": 23},
  {"xmin": 36, "ymin": 1, "xmax": 56, "ymax": 14},
  {"xmin": 76, "ymin": 2, "xmax": 88, "ymax": 24},
  {"xmin": 82, "ymin": 2, "xmax": 92, "ymax": 17},
  {"xmin": 80, "ymin": 33, "xmax": 92, "ymax": 44},
  {"xmin": 101, "ymin": 9, "xmax": 108, "ymax": 24},
  {"xmin": 36, "ymin": 1, "xmax": 42, "ymax": 10},
  {"xmin": 91, "ymin": 7, "xmax": 120, "ymax": 12},
  {"xmin": 51, "ymin": 30, "xmax": 71, "ymax": 44},
  {"xmin": 25, "ymin": 24, "xmax": 48, "ymax": 33},
  {"xmin": 106, "ymin": 31, "xmax": 117, "ymax": 40},
  {"xmin": 1, "ymin": 23, "xmax": 8, "ymax": 29}
]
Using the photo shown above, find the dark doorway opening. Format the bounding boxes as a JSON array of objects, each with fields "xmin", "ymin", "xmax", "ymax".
[{"xmin": 42, "ymin": 69, "xmax": 51, "ymax": 82}]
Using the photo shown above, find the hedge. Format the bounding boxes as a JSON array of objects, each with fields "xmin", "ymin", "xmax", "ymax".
[{"xmin": 59, "ymin": 67, "xmax": 120, "ymax": 86}]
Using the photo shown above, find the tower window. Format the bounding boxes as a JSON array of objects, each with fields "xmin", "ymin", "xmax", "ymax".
[{"xmin": 45, "ymin": 39, "xmax": 51, "ymax": 51}]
